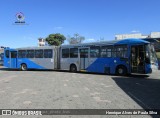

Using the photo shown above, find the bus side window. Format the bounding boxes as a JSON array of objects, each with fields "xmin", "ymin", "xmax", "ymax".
[
  {"xmin": 62, "ymin": 49, "xmax": 69, "ymax": 58},
  {"xmin": 101, "ymin": 47, "xmax": 107, "ymax": 57},
  {"xmin": 112, "ymin": 47, "xmax": 117, "ymax": 57},
  {"xmin": 90, "ymin": 46, "xmax": 100, "ymax": 58},
  {"xmin": 35, "ymin": 50, "xmax": 43, "ymax": 58},
  {"xmin": 70, "ymin": 48, "xmax": 78, "ymax": 58},
  {"xmin": 101, "ymin": 46, "xmax": 112, "ymax": 57},
  {"xmin": 106, "ymin": 48, "xmax": 112, "ymax": 57},
  {"xmin": 18, "ymin": 50, "xmax": 26, "ymax": 58},
  {"xmin": 26, "ymin": 50, "xmax": 34, "ymax": 58},
  {"xmin": 44, "ymin": 49, "xmax": 53, "ymax": 58},
  {"xmin": 115, "ymin": 45, "xmax": 128, "ymax": 58},
  {"xmin": 5, "ymin": 50, "xmax": 9, "ymax": 58},
  {"xmin": 11, "ymin": 52, "xmax": 17, "ymax": 58}
]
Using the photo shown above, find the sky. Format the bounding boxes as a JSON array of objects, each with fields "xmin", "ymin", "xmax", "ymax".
[{"xmin": 0, "ymin": 0, "xmax": 160, "ymax": 48}]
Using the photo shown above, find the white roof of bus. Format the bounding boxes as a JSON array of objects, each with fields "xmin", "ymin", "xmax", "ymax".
[
  {"xmin": 15, "ymin": 38, "xmax": 149, "ymax": 49},
  {"xmin": 16, "ymin": 46, "xmax": 58, "ymax": 50}
]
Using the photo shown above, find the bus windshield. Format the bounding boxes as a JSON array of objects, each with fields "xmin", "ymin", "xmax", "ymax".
[
  {"xmin": 146, "ymin": 44, "xmax": 157, "ymax": 64},
  {"xmin": 150, "ymin": 44, "xmax": 157, "ymax": 63}
]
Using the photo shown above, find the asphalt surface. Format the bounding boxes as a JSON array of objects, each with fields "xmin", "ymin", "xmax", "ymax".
[{"xmin": 0, "ymin": 66, "xmax": 160, "ymax": 118}]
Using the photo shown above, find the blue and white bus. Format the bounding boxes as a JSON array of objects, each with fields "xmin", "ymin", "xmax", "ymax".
[{"xmin": 3, "ymin": 38, "xmax": 158, "ymax": 75}]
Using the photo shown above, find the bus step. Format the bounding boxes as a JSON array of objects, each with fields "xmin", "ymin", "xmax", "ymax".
[{"xmin": 80, "ymin": 70, "xmax": 87, "ymax": 72}]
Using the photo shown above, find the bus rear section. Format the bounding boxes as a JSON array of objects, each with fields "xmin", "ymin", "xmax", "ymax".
[
  {"xmin": 4, "ymin": 49, "xmax": 17, "ymax": 69},
  {"xmin": 3, "ymin": 47, "xmax": 59, "ymax": 70}
]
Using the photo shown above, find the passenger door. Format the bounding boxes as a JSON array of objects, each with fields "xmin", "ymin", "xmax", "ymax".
[
  {"xmin": 79, "ymin": 48, "xmax": 89, "ymax": 70},
  {"xmin": 10, "ymin": 51, "xmax": 17, "ymax": 68},
  {"xmin": 130, "ymin": 45, "xmax": 145, "ymax": 73}
]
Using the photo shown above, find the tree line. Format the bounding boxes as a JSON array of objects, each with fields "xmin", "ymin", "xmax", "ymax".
[{"xmin": 39, "ymin": 33, "xmax": 85, "ymax": 46}]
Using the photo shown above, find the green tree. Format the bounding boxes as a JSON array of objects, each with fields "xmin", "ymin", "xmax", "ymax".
[
  {"xmin": 45, "ymin": 33, "xmax": 66, "ymax": 46},
  {"xmin": 68, "ymin": 33, "xmax": 85, "ymax": 44}
]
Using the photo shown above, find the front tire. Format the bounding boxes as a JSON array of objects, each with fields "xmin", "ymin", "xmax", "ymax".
[
  {"xmin": 116, "ymin": 66, "xmax": 127, "ymax": 76},
  {"xmin": 21, "ymin": 64, "xmax": 27, "ymax": 71}
]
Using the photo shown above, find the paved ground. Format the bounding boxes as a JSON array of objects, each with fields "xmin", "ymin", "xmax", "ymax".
[{"xmin": 0, "ymin": 66, "xmax": 160, "ymax": 118}]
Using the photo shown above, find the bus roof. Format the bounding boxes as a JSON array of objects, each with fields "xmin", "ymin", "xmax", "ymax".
[
  {"xmin": 61, "ymin": 38, "xmax": 150, "ymax": 47},
  {"xmin": 16, "ymin": 46, "xmax": 58, "ymax": 50},
  {"xmin": 5, "ymin": 38, "xmax": 150, "ymax": 50},
  {"xmin": 4, "ymin": 46, "xmax": 58, "ymax": 51},
  {"xmin": 114, "ymin": 38, "xmax": 150, "ymax": 45}
]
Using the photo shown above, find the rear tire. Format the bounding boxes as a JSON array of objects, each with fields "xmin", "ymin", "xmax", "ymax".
[
  {"xmin": 70, "ymin": 65, "xmax": 77, "ymax": 72},
  {"xmin": 116, "ymin": 66, "xmax": 127, "ymax": 76},
  {"xmin": 21, "ymin": 64, "xmax": 27, "ymax": 71}
]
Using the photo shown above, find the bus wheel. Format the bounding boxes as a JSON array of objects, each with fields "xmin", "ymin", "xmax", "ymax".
[
  {"xmin": 21, "ymin": 64, "xmax": 27, "ymax": 71},
  {"xmin": 70, "ymin": 65, "xmax": 77, "ymax": 72},
  {"xmin": 116, "ymin": 66, "xmax": 127, "ymax": 76}
]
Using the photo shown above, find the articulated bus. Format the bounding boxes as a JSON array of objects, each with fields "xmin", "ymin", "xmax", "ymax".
[{"xmin": 3, "ymin": 39, "xmax": 158, "ymax": 75}]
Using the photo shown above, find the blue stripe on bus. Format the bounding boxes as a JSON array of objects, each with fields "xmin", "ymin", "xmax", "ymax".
[
  {"xmin": 17, "ymin": 58, "xmax": 46, "ymax": 69},
  {"xmin": 86, "ymin": 58, "xmax": 130, "ymax": 74},
  {"xmin": 86, "ymin": 58, "xmax": 153, "ymax": 74}
]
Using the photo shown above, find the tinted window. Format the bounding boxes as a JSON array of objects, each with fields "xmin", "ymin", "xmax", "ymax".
[
  {"xmin": 115, "ymin": 45, "xmax": 128, "ymax": 58},
  {"xmin": 101, "ymin": 46, "xmax": 112, "ymax": 57},
  {"xmin": 106, "ymin": 48, "xmax": 112, "ymax": 57},
  {"xmin": 112, "ymin": 48, "xmax": 117, "ymax": 57},
  {"xmin": 44, "ymin": 49, "xmax": 53, "ymax": 58},
  {"xmin": 80, "ymin": 49, "xmax": 88, "ymax": 58},
  {"xmin": 90, "ymin": 46, "xmax": 100, "ymax": 58},
  {"xmin": 35, "ymin": 50, "xmax": 43, "ymax": 58},
  {"xmin": 18, "ymin": 50, "xmax": 26, "ymax": 58},
  {"xmin": 70, "ymin": 48, "xmax": 78, "ymax": 58},
  {"xmin": 26, "ymin": 50, "xmax": 34, "ymax": 58},
  {"xmin": 62, "ymin": 49, "xmax": 69, "ymax": 58},
  {"xmin": 11, "ymin": 51, "xmax": 17, "ymax": 58},
  {"xmin": 5, "ymin": 50, "xmax": 9, "ymax": 58}
]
